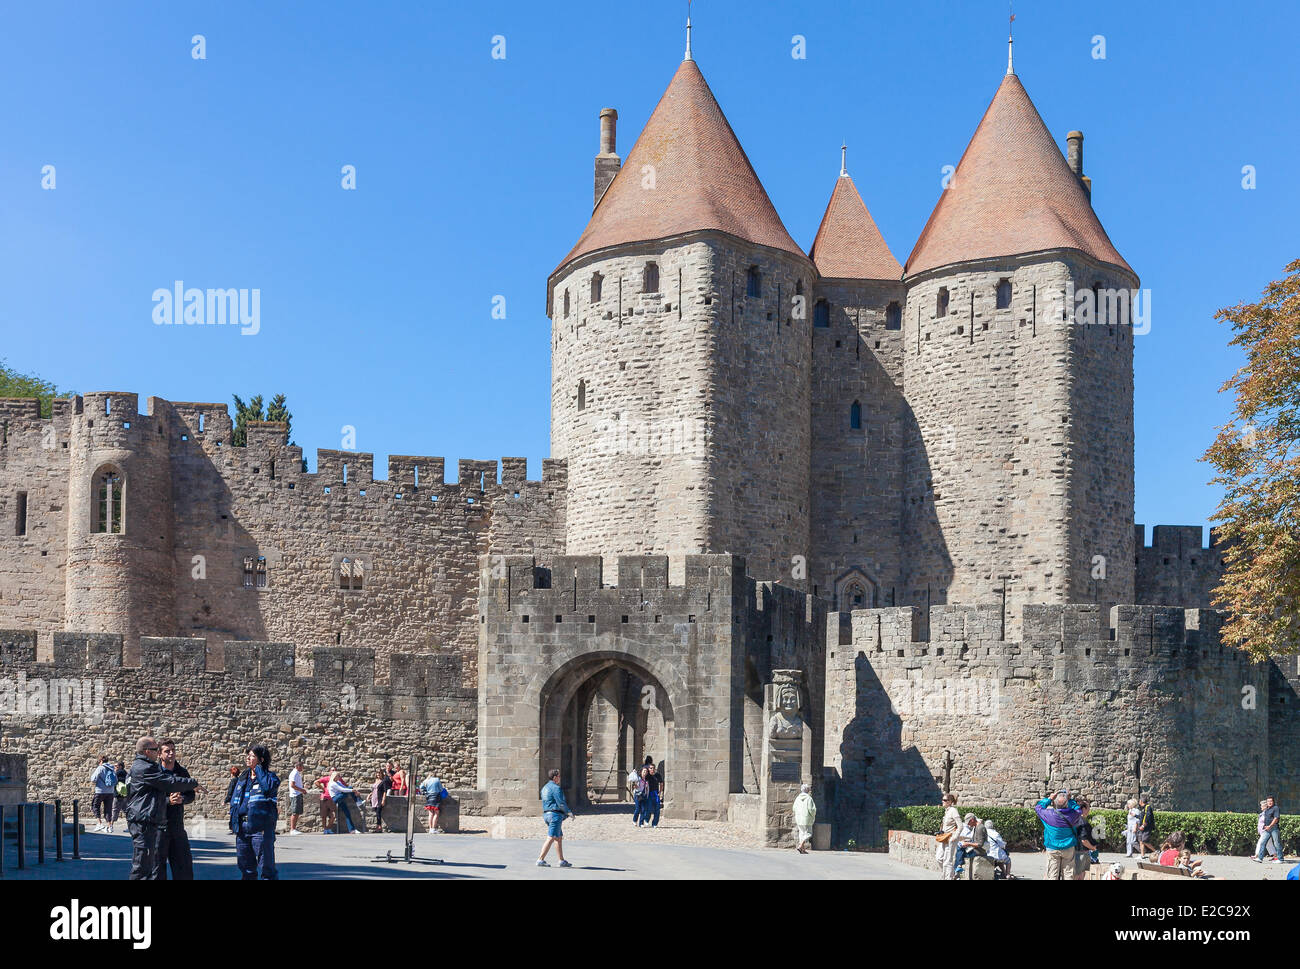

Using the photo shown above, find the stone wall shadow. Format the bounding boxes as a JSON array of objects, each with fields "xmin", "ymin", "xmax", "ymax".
[
  {"xmin": 830, "ymin": 651, "xmax": 939, "ymax": 849},
  {"xmin": 900, "ymin": 398, "xmax": 952, "ymax": 638}
]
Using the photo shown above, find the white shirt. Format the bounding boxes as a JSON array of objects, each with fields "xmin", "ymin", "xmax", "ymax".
[
  {"xmin": 288, "ymin": 768, "xmax": 305, "ymax": 797},
  {"xmin": 327, "ymin": 778, "xmax": 353, "ymax": 799}
]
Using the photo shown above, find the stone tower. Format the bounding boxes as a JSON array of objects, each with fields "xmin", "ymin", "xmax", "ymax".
[
  {"xmin": 547, "ymin": 51, "xmax": 814, "ymax": 585},
  {"xmin": 63, "ymin": 393, "xmax": 176, "ymax": 658},
  {"xmin": 900, "ymin": 61, "xmax": 1138, "ymax": 628},
  {"xmin": 807, "ymin": 154, "xmax": 906, "ymax": 609}
]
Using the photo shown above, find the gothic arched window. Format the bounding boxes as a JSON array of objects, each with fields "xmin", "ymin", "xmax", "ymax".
[
  {"xmin": 996, "ymin": 278, "xmax": 1012, "ymax": 309},
  {"xmin": 850, "ymin": 400, "xmax": 862, "ymax": 430},
  {"xmin": 643, "ymin": 262, "xmax": 659, "ymax": 293},
  {"xmin": 814, "ymin": 299, "xmax": 830, "ymax": 328},
  {"xmin": 746, "ymin": 266, "xmax": 762, "ymax": 298},
  {"xmin": 577, "ymin": 379, "xmax": 587, "ymax": 412},
  {"xmin": 93, "ymin": 469, "xmax": 124, "ymax": 534},
  {"xmin": 591, "ymin": 273, "xmax": 603, "ymax": 302}
]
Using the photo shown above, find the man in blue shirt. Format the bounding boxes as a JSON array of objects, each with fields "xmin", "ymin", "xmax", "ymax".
[
  {"xmin": 537, "ymin": 768, "xmax": 574, "ymax": 868},
  {"xmin": 1034, "ymin": 788, "xmax": 1082, "ymax": 881}
]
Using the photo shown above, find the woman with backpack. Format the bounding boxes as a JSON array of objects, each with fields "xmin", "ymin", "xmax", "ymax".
[{"xmin": 419, "ymin": 774, "xmax": 447, "ymax": 833}]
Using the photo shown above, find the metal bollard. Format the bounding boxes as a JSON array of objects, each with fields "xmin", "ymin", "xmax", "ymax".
[
  {"xmin": 37, "ymin": 801, "xmax": 45, "ymax": 864},
  {"xmin": 73, "ymin": 799, "xmax": 81, "ymax": 860},
  {"xmin": 55, "ymin": 799, "xmax": 64, "ymax": 861},
  {"xmin": 16, "ymin": 806, "xmax": 25, "ymax": 870}
]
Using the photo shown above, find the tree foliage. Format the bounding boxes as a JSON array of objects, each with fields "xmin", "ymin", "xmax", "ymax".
[
  {"xmin": 232, "ymin": 392, "xmax": 294, "ymax": 447},
  {"xmin": 0, "ymin": 359, "xmax": 73, "ymax": 418},
  {"xmin": 1203, "ymin": 258, "xmax": 1300, "ymax": 659}
]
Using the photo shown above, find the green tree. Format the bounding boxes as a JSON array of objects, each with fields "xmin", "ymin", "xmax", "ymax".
[
  {"xmin": 232, "ymin": 393, "xmax": 294, "ymax": 447},
  {"xmin": 0, "ymin": 359, "xmax": 73, "ymax": 418},
  {"xmin": 1203, "ymin": 259, "xmax": 1300, "ymax": 659}
]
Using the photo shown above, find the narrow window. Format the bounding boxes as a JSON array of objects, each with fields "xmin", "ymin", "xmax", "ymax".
[
  {"xmin": 936, "ymin": 287, "xmax": 950, "ymax": 317},
  {"xmin": 15, "ymin": 491, "xmax": 27, "ymax": 536},
  {"xmin": 198, "ymin": 413, "xmax": 205, "ymax": 432},
  {"xmin": 814, "ymin": 299, "xmax": 830, "ymax": 328},
  {"xmin": 591, "ymin": 273, "xmax": 603, "ymax": 302},
  {"xmin": 577, "ymin": 379, "xmax": 586, "ymax": 412},
  {"xmin": 1094, "ymin": 282, "xmax": 1106, "ymax": 324},
  {"xmin": 746, "ymin": 266, "xmax": 762, "ymax": 298},
  {"xmin": 342, "ymin": 462, "xmax": 348, "ymax": 484},
  {"xmin": 255, "ymin": 556, "xmax": 267, "ymax": 588},
  {"xmin": 996, "ymin": 278, "xmax": 1012, "ymax": 309},
  {"xmin": 886, "ymin": 301, "xmax": 902, "ymax": 330},
  {"xmin": 243, "ymin": 556, "xmax": 256, "ymax": 588},
  {"xmin": 340, "ymin": 557, "xmax": 351, "ymax": 590},
  {"xmin": 643, "ymin": 262, "xmax": 659, "ymax": 293},
  {"xmin": 93, "ymin": 470, "xmax": 124, "ymax": 534},
  {"xmin": 850, "ymin": 400, "xmax": 862, "ymax": 430},
  {"xmin": 105, "ymin": 398, "xmax": 112, "ymax": 415},
  {"xmin": 795, "ymin": 279, "xmax": 804, "ymax": 296},
  {"xmin": 563, "ymin": 289, "xmax": 570, "ymax": 318}
]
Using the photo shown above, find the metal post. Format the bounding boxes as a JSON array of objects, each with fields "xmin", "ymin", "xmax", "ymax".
[
  {"xmin": 72, "ymin": 799, "xmax": 81, "ymax": 860},
  {"xmin": 55, "ymin": 799, "xmax": 64, "ymax": 861},
  {"xmin": 37, "ymin": 801, "xmax": 46, "ymax": 864},
  {"xmin": 0, "ymin": 804, "xmax": 5, "ymax": 877},
  {"xmin": 16, "ymin": 806, "xmax": 25, "ymax": 870}
]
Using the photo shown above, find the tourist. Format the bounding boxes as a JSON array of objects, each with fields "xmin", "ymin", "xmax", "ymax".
[
  {"xmin": 156, "ymin": 739, "xmax": 196, "ymax": 880},
  {"xmin": 1176, "ymin": 848, "xmax": 1208, "ymax": 878},
  {"xmin": 418, "ymin": 774, "xmax": 447, "ymax": 833},
  {"xmin": 369, "ymin": 769, "xmax": 392, "ymax": 832},
  {"xmin": 228, "ymin": 743, "xmax": 280, "ymax": 880},
  {"xmin": 1156, "ymin": 831, "xmax": 1185, "ymax": 866},
  {"xmin": 536, "ymin": 768, "xmax": 574, "ymax": 868},
  {"xmin": 113, "ymin": 761, "xmax": 129, "ymax": 828},
  {"xmin": 1124, "ymin": 798, "xmax": 1141, "ymax": 857},
  {"xmin": 315, "ymin": 768, "xmax": 337, "ymax": 833},
  {"xmin": 1136, "ymin": 794, "xmax": 1156, "ymax": 860},
  {"xmin": 792, "ymin": 784, "xmax": 816, "ymax": 854},
  {"xmin": 91, "ymin": 755, "xmax": 117, "ymax": 833},
  {"xmin": 952, "ymin": 812, "xmax": 986, "ymax": 877},
  {"xmin": 285, "ymin": 759, "xmax": 306, "ymax": 835},
  {"xmin": 626, "ymin": 765, "xmax": 640, "ymax": 803},
  {"xmin": 1253, "ymin": 799, "xmax": 1274, "ymax": 862},
  {"xmin": 984, "ymin": 820, "xmax": 1011, "ymax": 879},
  {"xmin": 222, "ymin": 765, "xmax": 240, "ymax": 805},
  {"xmin": 937, "ymin": 792, "xmax": 961, "ymax": 880},
  {"xmin": 391, "ymin": 763, "xmax": 408, "ymax": 797},
  {"xmin": 124, "ymin": 735, "xmax": 205, "ymax": 880},
  {"xmin": 328, "ymin": 770, "xmax": 364, "ymax": 834},
  {"xmin": 1033, "ymin": 788, "xmax": 1082, "ymax": 880},
  {"xmin": 631, "ymin": 767, "xmax": 648, "ymax": 825},
  {"xmin": 1255, "ymin": 795, "xmax": 1283, "ymax": 864},
  {"xmin": 641, "ymin": 763, "xmax": 663, "ymax": 828},
  {"xmin": 1073, "ymin": 799, "xmax": 1098, "ymax": 880}
]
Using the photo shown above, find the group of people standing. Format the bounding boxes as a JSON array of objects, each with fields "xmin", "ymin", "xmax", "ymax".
[{"xmin": 625, "ymin": 756, "xmax": 664, "ymax": 827}]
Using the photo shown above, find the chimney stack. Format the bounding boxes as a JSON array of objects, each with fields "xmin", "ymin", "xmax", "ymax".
[
  {"xmin": 594, "ymin": 108, "xmax": 621, "ymax": 209},
  {"xmin": 1066, "ymin": 130, "xmax": 1091, "ymax": 202}
]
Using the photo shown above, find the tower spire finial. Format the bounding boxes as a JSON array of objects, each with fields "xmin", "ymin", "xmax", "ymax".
[
  {"xmin": 840, "ymin": 141, "xmax": 848, "ymax": 177},
  {"xmin": 685, "ymin": 0, "xmax": 693, "ymax": 61},
  {"xmin": 1007, "ymin": 2, "xmax": 1015, "ymax": 75}
]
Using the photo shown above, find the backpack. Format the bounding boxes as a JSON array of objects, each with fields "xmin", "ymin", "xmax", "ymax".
[{"xmin": 423, "ymin": 778, "xmax": 444, "ymax": 805}]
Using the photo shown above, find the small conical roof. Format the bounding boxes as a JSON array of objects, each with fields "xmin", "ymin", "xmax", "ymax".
[
  {"xmin": 809, "ymin": 174, "xmax": 902, "ymax": 281},
  {"xmin": 906, "ymin": 73, "xmax": 1133, "ymax": 279},
  {"xmin": 553, "ymin": 59, "xmax": 806, "ymax": 278}
]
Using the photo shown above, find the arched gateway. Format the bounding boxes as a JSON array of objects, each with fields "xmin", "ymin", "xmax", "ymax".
[{"xmin": 476, "ymin": 553, "xmax": 822, "ymax": 821}]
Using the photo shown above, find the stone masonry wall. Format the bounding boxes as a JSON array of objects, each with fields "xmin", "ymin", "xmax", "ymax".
[
  {"xmin": 0, "ymin": 398, "xmax": 73, "ymax": 648},
  {"xmin": 810, "ymin": 277, "xmax": 907, "ymax": 609},
  {"xmin": 0, "ymin": 628, "xmax": 475, "ymax": 831},
  {"xmin": 825, "ymin": 602, "xmax": 1274, "ymax": 845},
  {"xmin": 1135, "ymin": 524, "xmax": 1227, "ymax": 609}
]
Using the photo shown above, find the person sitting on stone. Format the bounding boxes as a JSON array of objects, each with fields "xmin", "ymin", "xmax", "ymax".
[
  {"xmin": 983, "ymin": 820, "xmax": 1011, "ymax": 879},
  {"xmin": 952, "ymin": 812, "xmax": 986, "ymax": 877}
]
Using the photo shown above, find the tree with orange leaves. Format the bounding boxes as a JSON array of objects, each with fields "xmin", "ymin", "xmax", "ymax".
[{"xmin": 1204, "ymin": 259, "xmax": 1300, "ymax": 659}]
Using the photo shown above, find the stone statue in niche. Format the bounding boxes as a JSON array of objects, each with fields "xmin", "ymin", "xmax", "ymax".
[{"xmin": 767, "ymin": 681, "xmax": 803, "ymax": 740}]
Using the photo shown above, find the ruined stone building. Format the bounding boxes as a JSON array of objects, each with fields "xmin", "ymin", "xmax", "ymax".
[{"xmin": 2, "ymin": 32, "xmax": 1295, "ymax": 843}]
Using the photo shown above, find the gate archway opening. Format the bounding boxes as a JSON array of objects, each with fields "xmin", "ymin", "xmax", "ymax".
[{"xmin": 539, "ymin": 653, "xmax": 676, "ymax": 811}]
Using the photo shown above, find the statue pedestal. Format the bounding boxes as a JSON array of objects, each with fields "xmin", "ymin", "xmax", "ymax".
[{"xmin": 758, "ymin": 670, "xmax": 813, "ymax": 847}]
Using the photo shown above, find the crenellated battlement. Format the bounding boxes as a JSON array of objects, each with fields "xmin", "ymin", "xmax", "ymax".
[{"xmin": 0, "ymin": 629, "xmax": 471, "ymax": 701}]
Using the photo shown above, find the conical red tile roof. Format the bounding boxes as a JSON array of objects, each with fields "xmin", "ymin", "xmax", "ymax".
[
  {"xmin": 810, "ymin": 174, "xmax": 902, "ymax": 280},
  {"xmin": 553, "ymin": 59, "xmax": 807, "ymax": 278},
  {"xmin": 906, "ymin": 73, "xmax": 1133, "ymax": 279}
]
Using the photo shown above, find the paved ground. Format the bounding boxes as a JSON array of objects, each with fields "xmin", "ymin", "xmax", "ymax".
[
  {"xmin": 1006, "ymin": 849, "xmax": 1294, "ymax": 881},
  {"xmin": 1, "ymin": 821, "xmax": 928, "ymax": 880}
]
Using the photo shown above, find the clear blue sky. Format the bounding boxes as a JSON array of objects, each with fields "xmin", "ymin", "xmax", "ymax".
[{"xmin": 2, "ymin": 1, "xmax": 1296, "ymax": 535}]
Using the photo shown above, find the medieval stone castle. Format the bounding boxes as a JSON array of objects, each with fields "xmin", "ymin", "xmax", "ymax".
[{"xmin": 2, "ymin": 30, "xmax": 1295, "ymax": 844}]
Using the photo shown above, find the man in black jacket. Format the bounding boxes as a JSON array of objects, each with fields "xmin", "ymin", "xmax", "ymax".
[
  {"xmin": 125, "ymin": 735, "xmax": 205, "ymax": 880},
  {"xmin": 156, "ymin": 739, "xmax": 197, "ymax": 879}
]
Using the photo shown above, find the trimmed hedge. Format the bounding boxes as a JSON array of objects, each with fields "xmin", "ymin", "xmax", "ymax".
[{"xmin": 882, "ymin": 804, "xmax": 1300, "ymax": 856}]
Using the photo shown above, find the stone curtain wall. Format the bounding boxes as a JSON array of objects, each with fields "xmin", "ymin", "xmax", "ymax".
[
  {"xmin": 0, "ymin": 629, "xmax": 475, "ymax": 831},
  {"xmin": 0, "ymin": 393, "xmax": 567, "ymax": 684},
  {"xmin": 1135, "ymin": 524, "xmax": 1227, "ymax": 610},
  {"xmin": 809, "ymin": 277, "xmax": 907, "ymax": 609},
  {"xmin": 0, "ymin": 398, "xmax": 74, "ymax": 646},
  {"xmin": 824, "ymin": 603, "xmax": 1275, "ymax": 845}
]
